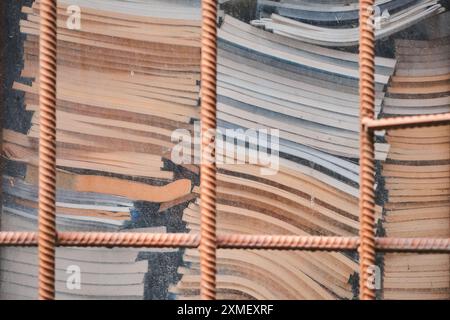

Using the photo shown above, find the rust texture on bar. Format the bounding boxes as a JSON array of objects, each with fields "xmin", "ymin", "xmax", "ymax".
[
  {"xmin": 38, "ymin": 0, "xmax": 57, "ymax": 301},
  {"xmin": 58, "ymin": 233, "xmax": 200, "ymax": 247},
  {"xmin": 0, "ymin": 232, "xmax": 38, "ymax": 246},
  {"xmin": 358, "ymin": 0, "xmax": 377, "ymax": 300},
  {"xmin": 363, "ymin": 113, "xmax": 450, "ymax": 131},
  {"xmin": 200, "ymin": 0, "xmax": 218, "ymax": 300},
  {"xmin": 376, "ymin": 238, "xmax": 450, "ymax": 253},
  {"xmin": 1, "ymin": 232, "xmax": 449, "ymax": 253},
  {"xmin": 217, "ymin": 235, "xmax": 359, "ymax": 250}
]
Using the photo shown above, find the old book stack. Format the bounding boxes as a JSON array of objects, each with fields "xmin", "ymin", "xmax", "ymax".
[
  {"xmin": 11, "ymin": 0, "xmax": 200, "ymax": 182},
  {"xmin": 382, "ymin": 38, "xmax": 450, "ymax": 300},
  {"xmin": 1, "ymin": 174, "xmax": 171, "ymax": 299},
  {"xmin": 1, "ymin": 0, "xmax": 200, "ymax": 299},
  {"xmin": 169, "ymin": 15, "xmax": 395, "ymax": 299},
  {"xmin": 217, "ymin": 15, "xmax": 394, "ymax": 160},
  {"xmin": 252, "ymin": 0, "xmax": 444, "ymax": 46}
]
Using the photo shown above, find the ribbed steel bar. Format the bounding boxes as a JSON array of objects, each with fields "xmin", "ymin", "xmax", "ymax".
[
  {"xmin": 376, "ymin": 238, "xmax": 450, "ymax": 253},
  {"xmin": 58, "ymin": 233, "xmax": 200, "ymax": 247},
  {"xmin": 363, "ymin": 113, "xmax": 450, "ymax": 131},
  {"xmin": 38, "ymin": 0, "xmax": 57, "ymax": 301},
  {"xmin": 358, "ymin": 0, "xmax": 377, "ymax": 300},
  {"xmin": 0, "ymin": 232, "xmax": 38, "ymax": 246},
  {"xmin": 200, "ymin": 0, "xmax": 218, "ymax": 300},
  {"xmin": 217, "ymin": 235, "xmax": 359, "ymax": 250},
  {"xmin": 1, "ymin": 233, "xmax": 449, "ymax": 253}
]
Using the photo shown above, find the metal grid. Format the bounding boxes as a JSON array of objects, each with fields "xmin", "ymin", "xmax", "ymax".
[{"xmin": 0, "ymin": 0, "xmax": 449, "ymax": 300}]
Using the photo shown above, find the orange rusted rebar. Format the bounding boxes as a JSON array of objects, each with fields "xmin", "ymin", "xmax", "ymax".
[
  {"xmin": 1, "ymin": 232, "xmax": 449, "ymax": 253},
  {"xmin": 0, "ymin": 232, "xmax": 38, "ymax": 246},
  {"xmin": 199, "ymin": 0, "xmax": 218, "ymax": 300},
  {"xmin": 38, "ymin": 0, "xmax": 57, "ymax": 301},
  {"xmin": 58, "ymin": 232, "xmax": 200, "ymax": 247},
  {"xmin": 358, "ymin": 0, "xmax": 377, "ymax": 300},
  {"xmin": 217, "ymin": 235, "xmax": 360, "ymax": 250},
  {"xmin": 376, "ymin": 238, "xmax": 450, "ymax": 253},
  {"xmin": 363, "ymin": 113, "xmax": 450, "ymax": 131},
  {"xmin": 218, "ymin": 236, "xmax": 450, "ymax": 252}
]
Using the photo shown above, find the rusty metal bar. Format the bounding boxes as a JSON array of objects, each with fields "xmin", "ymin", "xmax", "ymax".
[
  {"xmin": 58, "ymin": 232, "xmax": 200, "ymax": 247},
  {"xmin": 358, "ymin": 0, "xmax": 377, "ymax": 300},
  {"xmin": 363, "ymin": 113, "xmax": 450, "ymax": 131},
  {"xmin": 200, "ymin": 0, "xmax": 218, "ymax": 300},
  {"xmin": 217, "ymin": 235, "xmax": 360, "ymax": 250},
  {"xmin": 0, "ymin": 232, "xmax": 37, "ymax": 246},
  {"xmin": 1, "ymin": 232, "xmax": 449, "ymax": 253},
  {"xmin": 376, "ymin": 238, "xmax": 450, "ymax": 253},
  {"xmin": 38, "ymin": 0, "xmax": 57, "ymax": 301}
]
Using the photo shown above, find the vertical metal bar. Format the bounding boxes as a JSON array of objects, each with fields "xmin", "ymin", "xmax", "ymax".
[
  {"xmin": 358, "ymin": 0, "xmax": 377, "ymax": 300},
  {"xmin": 38, "ymin": 0, "xmax": 57, "ymax": 300},
  {"xmin": 199, "ymin": 0, "xmax": 218, "ymax": 300}
]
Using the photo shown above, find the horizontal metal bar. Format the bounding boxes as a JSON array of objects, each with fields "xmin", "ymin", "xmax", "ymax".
[
  {"xmin": 216, "ymin": 235, "xmax": 359, "ymax": 250},
  {"xmin": 363, "ymin": 113, "xmax": 450, "ymax": 131},
  {"xmin": 0, "ymin": 232, "xmax": 199, "ymax": 248},
  {"xmin": 0, "ymin": 232, "xmax": 448, "ymax": 252},
  {"xmin": 376, "ymin": 237, "xmax": 450, "ymax": 253}
]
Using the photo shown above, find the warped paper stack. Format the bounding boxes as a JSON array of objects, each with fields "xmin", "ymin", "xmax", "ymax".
[
  {"xmin": 217, "ymin": 15, "xmax": 395, "ymax": 160},
  {"xmin": 9, "ymin": 0, "xmax": 200, "ymax": 181},
  {"xmin": 1, "ymin": 175, "xmax": 169, "ymax": 299},
  {"xmin": 170, "ymin": 15, "xmax": 396, "ymax": 300},
  {"xmin": 382, "ymin": 37, "xmax": 450, "ymax": 300},
  {"xmin": 4, "ymin": 0, "xmax": 199, "ymax": 205},
  {"xmin": 1, "ymin": 0, "xmax": 201, "ymax": 299},
  {"xmin": 252, "ymin": 0, "xmax": 444, "ymax": 46}
]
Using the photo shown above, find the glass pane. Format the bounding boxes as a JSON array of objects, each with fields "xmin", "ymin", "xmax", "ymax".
[{"xmin": 1, "ymin": 0, "xmax": 449, "ymax": 301}]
